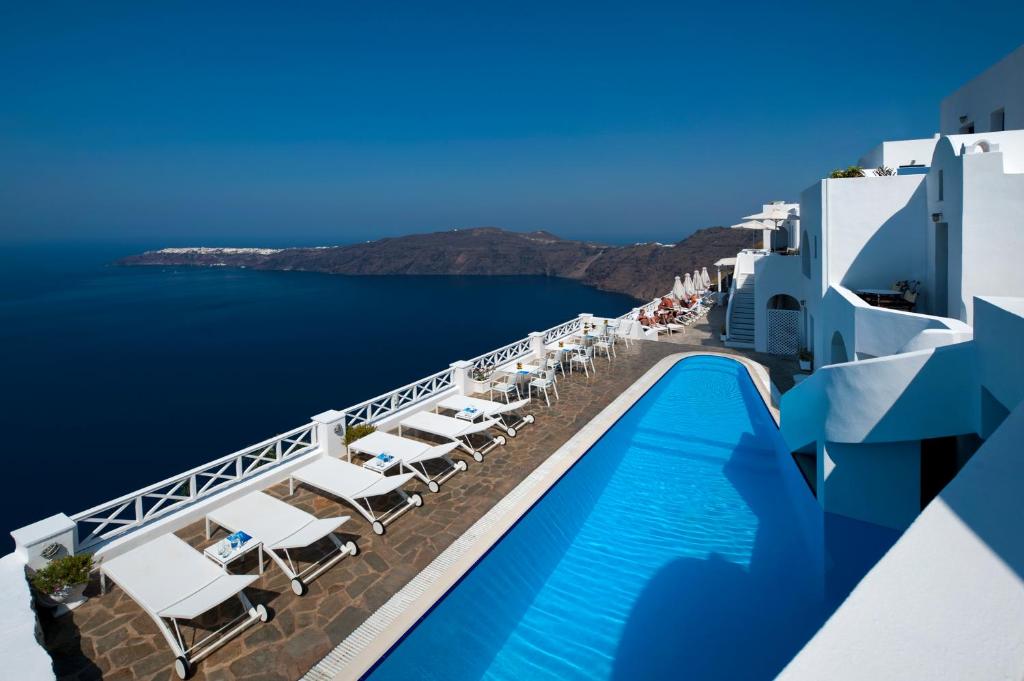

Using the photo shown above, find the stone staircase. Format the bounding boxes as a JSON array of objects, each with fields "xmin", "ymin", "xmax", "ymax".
[{"xmin": 727, "ymin": 275, "xmax": 756, "ymax": 348}]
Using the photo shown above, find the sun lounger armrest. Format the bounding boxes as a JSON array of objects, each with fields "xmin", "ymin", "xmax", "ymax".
[
  {"xmin": 272, "ymin": 516, "xmax": 349, "ymax": 550},
  {"xmin": 408, "ymin": 441, "xmax": 461, "ymax": 464},
  {"xmin": 158, "ymin": 574, "xmax": 259, "ymax": 620},
  {"xmin": 459, "ymin": 418, "xmax": 500, "ymax": 436},
  {"xmin": 355, "ymin": 472, "xmax": 416, "ymax": 498},
  {"xmin": 492, "ymin": 398, "xmax": 531, "ymax": 414}
]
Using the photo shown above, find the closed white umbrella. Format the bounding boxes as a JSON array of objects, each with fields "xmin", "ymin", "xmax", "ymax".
[
  {"xmin": 672, "ymin": 275, "xmax": 686, "ymax": 299},
  {"xmin": 693, "ymin": 270, "xmax": 703, "ymax": 292},
  {"xmin": 701, "ymin": 267, "xmax": 712, "ymax": 289},
  {"xmin": 682, "ymin": 272, "xmax": 696, "ymax": 298},
  {"xmin": 744, "ymin": 207, "xmax": 798, "ymax": 222}
]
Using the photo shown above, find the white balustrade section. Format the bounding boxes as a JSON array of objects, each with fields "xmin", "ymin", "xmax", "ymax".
[
  {"xmin": 340, "ymin": 367, "xmax": 455, "ymax": 429},
  {"xmin": 71, "ymin": 422, "xmax": 317, "ymax": 552},
  {"xmin": 468, "ymin": 337, "xmax": 534, "ymax": 379},
  {"xmin": 542, "ymin": 317, "xmax": 582, "ymax": 344},
  {"xmin": 54, "ymin": 293, "xmax": 714, "ymax": 556}
]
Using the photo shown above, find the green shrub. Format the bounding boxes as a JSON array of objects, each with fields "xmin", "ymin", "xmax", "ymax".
[
  {"xmin": 875, "ymin": 165, "xmax": 895, "ymax": 176},
  {"xmin": 828, "ymin": 166, "xmax": 865, "ymax": 179},
  {"xmin": 343, "ymin": 423, "xmax": 377, "ymax": 445},
  {"xmin": 32, "ymin": 553, "xmax": 93, "ymax": 595}
]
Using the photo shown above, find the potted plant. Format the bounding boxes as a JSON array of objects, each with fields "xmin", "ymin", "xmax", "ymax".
[
  {"xmin": 32, "ymin": 553, "xmax": 93, "ymax": 613},
  {"xmin": 343, "ymin": 423, "xmax": 376, "ymax": 446},
  {"xmin": 798, "ymin": 348, "xmax": 813, "ymax": 372}
]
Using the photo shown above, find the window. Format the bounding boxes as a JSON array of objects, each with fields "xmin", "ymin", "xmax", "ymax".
[
  {"xmin": 991, "ymin": 108, "xmax": 1005, "ymax": 132},
  {"xmin": 938, "ymin": 169, "xmax": 944, "ymax": 201},
  {"xmin": 814, "ymin": 235, "xmax": 819, "ymax": 259},
  {"xmin": 959, "ymin": 121, "xmax": 975, "ymax": 134}
]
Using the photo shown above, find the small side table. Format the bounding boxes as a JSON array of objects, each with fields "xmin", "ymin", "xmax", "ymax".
[
  {"xmin": 363, "ymin": 453, "xmax": 401, "ymax": 474},
  {"xmin": 204, "ymin": 538, "xmax": 264, "ymax": 575}
]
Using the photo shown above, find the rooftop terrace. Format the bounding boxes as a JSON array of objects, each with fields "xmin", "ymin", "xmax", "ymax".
[{"xmin": 39, "ymin": 307, "xmax": 798, "ymax": 681}]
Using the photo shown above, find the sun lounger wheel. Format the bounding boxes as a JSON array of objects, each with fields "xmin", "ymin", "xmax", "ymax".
[
  {"xmin": 456, "ymin": 460, "xmax": 469, "ymax": 471},
  {"xmin": 346, "ymin": 540, "xmax": 359, "ymax": 556},
  {"xmin": 506, "ymin": 427, "xmax": 517, "ymax": 438},
  {"xmin": 291, "ymin": 578, "xmax": 307, "ymax": 596},
  {"xmin": 473, "ymin": 451, "xmax": 484, "ymax": 462},
  {"xmin": 372, "ymin": 521, "xmax": 386, "ymax": 535},
  {"xmin": 495, "ymin": 436, "xmax": 507, "ymax": 446},
  {"xmin": 411, "ymin": 493, "xmax": 424, "ymax": 507},
  {"xmin": 524, "ymin": 415, "xmax": 535, "ymax": 424},
  {"xmin": 174, "ymin": 656, "xmax": 191, "ymax": 680},
  {"xmin": 257, "ymin": 604, "xmax": 271, "ymax": 622},
  {"xmin": 428, "ymin": 480, "xmax": 440, "ymax": 493}
]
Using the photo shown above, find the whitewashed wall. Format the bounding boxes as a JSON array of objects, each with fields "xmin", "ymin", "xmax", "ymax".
[
  {"xmin": 927, "ymin": 130, "xmax": 1024, "ymax": 325},
  {"xmin": 857, "ymin": 137, "xmax": 939, "ymax": 170},
  {"xmin": 940, "ymin": 44, "xmax": 1024, "ymax": 134}
]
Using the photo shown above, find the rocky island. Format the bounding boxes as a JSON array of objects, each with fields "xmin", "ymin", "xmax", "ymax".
[{"xmin": 118, "ymin": 226, "xmax": 749, "ymax": 301}]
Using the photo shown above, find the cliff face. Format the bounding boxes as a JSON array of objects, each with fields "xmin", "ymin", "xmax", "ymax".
[{"xmin": 118, "ymin": 226, "xmax": 749, "ymax": 301}]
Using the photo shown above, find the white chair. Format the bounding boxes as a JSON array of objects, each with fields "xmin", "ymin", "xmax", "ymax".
[
  {"xmin": 488, "ymin": 373, "xmax": 521, "ymax": 403},
  {"xmin": 544, "ymin": 352, "xmax": 565, "ymax": 379},
  {"xmin": 570, "ymin": 347, "xmax": 597, "ymax": 377},
  {"xmin": 437, "ymin": 395, "xmax": 535, "ymax": 438},
  {"xmin": 594, "ymin": 334, "xmax": 616, "ymax": 361},
  {"xmin": 290, "ymin": 458, "xmax": 423, "ymax": 535},
  {"xmin": 100, "ymin": 534, "xmax": 269, "ymax": 679},
  {"xmin": 399, "ymin": 410, "xmax": 505, "ymax": 461},
  {"xmin": 205, "ymin": 491, "xmax": 357, "ymax": 596},
  {"xmin": 529, "ymin": 369, "xmax": 559, "ymax": 406},
  {"xmin": 349, "ymin": 430, "xmax": 467, "ymax": 492}
]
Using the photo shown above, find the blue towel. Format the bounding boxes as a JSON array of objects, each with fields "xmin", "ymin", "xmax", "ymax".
[{"xmin": 227, "ymin": 531, "xmax": 252, "ymax": 547}]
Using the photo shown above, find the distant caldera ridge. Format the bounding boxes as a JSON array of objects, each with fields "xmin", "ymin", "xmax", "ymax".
[{"xmin": 118, "ymin": 226, "xmax": 747, "ymax": 301}]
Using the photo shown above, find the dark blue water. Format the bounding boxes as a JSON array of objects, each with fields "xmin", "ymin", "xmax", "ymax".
[
  {"xmin": 368, "ymin": 356, "xmax": 896, "ymax": 681},
  {"xmin": 0, "ymin": 244, "xmax": 636, "ymax": 544}
]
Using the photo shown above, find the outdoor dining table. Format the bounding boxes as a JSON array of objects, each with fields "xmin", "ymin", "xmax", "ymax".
[{"xmin": 857, "ymin": 288, "xmax": 903, "ymax": 306}]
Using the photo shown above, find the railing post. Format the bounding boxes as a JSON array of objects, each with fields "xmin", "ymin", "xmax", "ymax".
[
  {"xmin": 449, "ymin": 360, "xmax": 473, "ymax": 395},
  {"xmin": 528, "ymin": 331, "xmax": 546, "ymax": 361},
  {"xmin": 311, "ymin": 410, "xmax": 346, "ymax": 460},
  {"xmin": 578, "ymin": 312, "xmax": 593, "ymax": 335}
]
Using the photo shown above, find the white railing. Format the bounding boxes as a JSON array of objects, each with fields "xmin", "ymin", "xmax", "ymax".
[
  {"xmin": 468, "ymin": 337, "xmax": 534, "ymax": 380},
  {"xmin": 58, "ymin": 293, "xmax": 722, "ymax": 555},
  {"xmin": 71, "ymin": 422, "xmax": 317, "ymax": 552},
  {"xmin": 542, "ymin": 318, "xmax": 582, "ymax": 344},
  {"xmin": 340, "ymin": 367, "xmax": 455, "ymax": 429}
]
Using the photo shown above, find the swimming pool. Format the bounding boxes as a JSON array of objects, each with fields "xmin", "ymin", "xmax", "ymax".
[{"xmin": 367, "ymin": 355, "xmax": 886, "ymax": 680}]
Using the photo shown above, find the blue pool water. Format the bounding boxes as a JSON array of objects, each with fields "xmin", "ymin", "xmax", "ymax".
[{"xmin": 369, "ymin": 355, "xmax": 893, "ymax": 680}]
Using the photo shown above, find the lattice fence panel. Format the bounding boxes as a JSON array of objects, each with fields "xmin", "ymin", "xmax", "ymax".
[{"xmin": 767, "ymin": 309, "xmax": 800, "ymax": 355}]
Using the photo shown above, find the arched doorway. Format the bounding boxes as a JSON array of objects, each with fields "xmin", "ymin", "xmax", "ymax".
[
  {"xmin": 830, "ymin": 331, "xmax": 849, "ymax": 364},
  {"xmin": 767, "ymin": 294, "xmax": 801, "ymax": 355}
]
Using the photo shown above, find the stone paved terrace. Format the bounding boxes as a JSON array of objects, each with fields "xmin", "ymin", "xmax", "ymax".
[{"xmin": 41, "ymin": 311, "xmax": 801, "ymax": 681}]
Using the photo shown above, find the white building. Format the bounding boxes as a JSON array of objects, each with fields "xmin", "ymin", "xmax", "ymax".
[
  {"xmin": 722, "ymin": 44, "xmax": 1024, "ymax": 678},
  {"xmin": 721, "ymin": 43, "xmax": 1024, "ymax": 533}
]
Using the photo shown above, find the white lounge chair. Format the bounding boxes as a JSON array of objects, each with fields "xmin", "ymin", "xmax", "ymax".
[
  {"xmin": 436, "ymin": 395, "xmax": 535, "ymax": 438},
  {"xmin": 594, "ymin": 334, "xmax": 616, "ymax": 361},
  {"xmin": 289, "ymin": 457, "xmax": 422, "ymax": 535},
  {"xmin": 205, "ymin": 491, "xmax": 357, "ymax": 596},
  {"xmin": 529, "ymin": 369, "xmax": 559, "ymax": 406},
  {"xmin": 570, "ymin": 346, "xmax": 597, "ymax": 377},
  {"xmin": 348, "ymin": 431, "xmax": 467, "ymax": 493},
  {"xmin": 100, "ymin": 533, "xmax": 268, "ymax": 679},
  {"xmin": 399, "ymin": 411, "xmax": 504, "ymax": 462}
]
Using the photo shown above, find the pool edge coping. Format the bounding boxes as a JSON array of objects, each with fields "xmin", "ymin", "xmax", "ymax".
[{"xmin": 302, "ymin": 350, "xmax": 777, "ymax": 681}]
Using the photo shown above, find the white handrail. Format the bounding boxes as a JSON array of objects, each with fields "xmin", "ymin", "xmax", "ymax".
[
  {"xmin": 58, "ymin": 290, "xmax": 716, "ymax": 554},
  {"xmin": 340, "ymin": 367, "xmax": 455, "ymax": 428},
  {"xmin": 71, "ymin": 422, "xmax": 317, "ymax": 551}
]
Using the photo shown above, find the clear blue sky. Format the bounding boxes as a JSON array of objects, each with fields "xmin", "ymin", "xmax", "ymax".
[{"xmin": 1, "ymin": 1, "xmax": 1022, "ymax": 246}]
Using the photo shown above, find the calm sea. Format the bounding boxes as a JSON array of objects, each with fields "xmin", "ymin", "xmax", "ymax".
[{"xmin": 0, "ymin": 243, "xmax": 636, "ymax": 546}]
